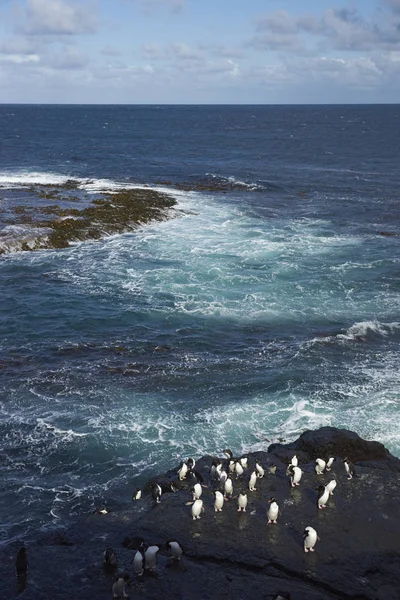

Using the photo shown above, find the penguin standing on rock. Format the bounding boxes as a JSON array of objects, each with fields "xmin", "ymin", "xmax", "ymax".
[
  {"xmin": 209, "ymin": 459, "xmax": 218, "ymax": 480},
  {"xmin": 191, "ymin": 499, "xmax": 204, "ymax": 520},
  {"xmin": 342, "ymin": 457, "xmax": 356, "ymax": 479},
  {"xmin": 132, "ymin": 488, "xmax": 142, "ymax": 501},
  {"xmin": 178, "ymin": 462, "xmax": 188, "ymax": 481},
  {"xmin": 224, "ymin": 477, "xmax": 233, "ymax": 499},
  {"xmin": 192, "ymin": 482, "xmax": 202, "ymax": 501},
  {"xmin": 248, "ymin": 470, "xmax": 257, "ymax": 492},
  {"xmin": 317, "ymin": 485, "xmax": 330, "ymax": 509},
  {"xmin": 239, "ymin": 456, "xmax": 248, "ymax": 469},
  {"xmin": 144, "ymin": 546, "xmax": 160, "ymax": 571},
  {"xmin": 288, "ymin": 465, "xmax": 302, "ymax": 487},
  {"xmin": 237, "ymin": 492, "xmax": 248, "ymax": 512},
  {"xmin": 219, "ymin": 470, "xmax": 228, "ymax": 486},
  {"xmin": 255, "ymin": 459, "xmax": 264, "ymax": 478},
  {"xmin": 326, "ymin": 457, "xmax": 335, "ymax": 471},
  {"xmin": 303, "ymin": 526, "xmax": 319, "ymax": 552},
  {"xmin": 267, "ymin": 497, "xmax": 279, "ymax": 524},
  {"xmin": 325, "ymin": 479, "xmax": 337, "ymax": 496},
  {"xmin": 214, "ymin": 490, "xmax": 224, "ymax": 512},
  {"xmin": 315, "ymin": 458, "xmax": 326, "ymax": 475},
  {"xmin": 133, "ymin": 544, "xmax": 145, "ymax": 577},
  {"xmin": 103, "ymin": 547, "xmax": 118, "ymax": 573},
  {"xmin": 112, "ymin": 573, "xmax": 130, "ymax": 599},
  {"xmin": 151, "ymin": 483, "xmax": 162, "ymax": 504},
  {"xmin": 235, "ymin": 461, "xmax": 244, "ymax": 478},
  {"xmin": 166, "ymin": 541, "xmax": 183, "ymax": 561}
]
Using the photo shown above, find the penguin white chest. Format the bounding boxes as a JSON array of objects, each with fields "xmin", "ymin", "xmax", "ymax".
[
  {"xmin": 193, "ymin": 483, "xmax": 202, "ymax": 499},
  {"xmin": 326, "ymin": 479, "xmax": 337, "ymax": 495},
  {"xmin": 133, "ymin": 551, "xmax": 144, "ymax": 575},
  {"xmin": 267, "ymin": 501, "xmax": 279, "ymax": 523},
  {"xmin": 318, "ymin": 487, "xmax": 330, "ymax": 509},
  {"xmin": 249, "ymin": 472, "xmax": 257, "ymax": 491},
  {"xmin": 304, "ymin": 527, "xmax": 318, "ymax": 552},
  {"xmin": 191, "ymin": 499, "xmax": 203, "ymax": 520},
  {"xmin": 214, "ymin": 491, "xmax": 224, "ymax": 511},
  {"xmin": 237, "ymin": 493, "xmax": 248, "ymax": 512},
  {"xmin": 224, "ymin": 478, "xmax": 233, "ymax": 496}
]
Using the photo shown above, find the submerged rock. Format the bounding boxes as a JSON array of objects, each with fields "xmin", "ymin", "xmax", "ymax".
[{"xmin": 1, "ymin": 427, "xmax": 399, "ymax": 599}]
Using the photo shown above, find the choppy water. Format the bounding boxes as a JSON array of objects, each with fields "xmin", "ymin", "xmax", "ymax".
[{"xmin": 0, "ymin": 104, "xmax": 399, "ymax": 545}]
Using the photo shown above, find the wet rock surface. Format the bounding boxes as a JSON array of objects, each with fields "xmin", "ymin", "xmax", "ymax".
[
  {"xmin": 1, "ymin": 427, "xmax": 399, "ymax": 599},
  {"xmin": 0, "ymin": 184, "xmax": 177, "ymax": 254}
]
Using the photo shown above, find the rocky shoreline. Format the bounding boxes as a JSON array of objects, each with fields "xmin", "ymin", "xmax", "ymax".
[
  {"xmin": 1, "ymin": 427, "xmax": 399, "ymax": 599},
  {"xmin": 0, "ymin": 183, "xmax": 177, "ymax": 255}
]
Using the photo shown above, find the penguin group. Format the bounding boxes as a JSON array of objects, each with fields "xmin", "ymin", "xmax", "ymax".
[{"xmin": 113, "ymin": 447, "xmax": 357, "ymax": 597}]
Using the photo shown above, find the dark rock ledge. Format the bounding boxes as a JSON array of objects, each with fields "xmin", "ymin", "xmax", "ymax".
[{"xmin": 1, "ymin": 427, "xmax": 400, "ymax": 599}]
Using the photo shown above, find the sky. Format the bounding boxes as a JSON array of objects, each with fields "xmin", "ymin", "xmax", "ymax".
[{"xmin": 0, "ymin": 0, "xmax": 399, "ymax": 103}]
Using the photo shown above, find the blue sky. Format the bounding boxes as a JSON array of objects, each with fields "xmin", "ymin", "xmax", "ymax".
[{"xmin": 0, "ymin": 0, "xmax": 399, "ymax": 103}]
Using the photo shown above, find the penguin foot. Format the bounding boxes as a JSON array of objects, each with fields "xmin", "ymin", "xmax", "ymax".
[
  {"xmin": 310, "ymin": 548, "xmax": 315, "ymax": 552},
  {"xmin": 304, "ymin": 548, "xmax": 309, "ymax": 553}
]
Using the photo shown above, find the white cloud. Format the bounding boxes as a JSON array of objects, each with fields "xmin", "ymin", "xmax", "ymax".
[{"xmin": 16, "ymin": 0, "xmax": 98, "ymax": 35}]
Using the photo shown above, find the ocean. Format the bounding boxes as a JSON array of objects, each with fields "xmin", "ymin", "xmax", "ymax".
[{"xmin": 0, "ymin": 104, "xmax": 399, "ymax": 546}]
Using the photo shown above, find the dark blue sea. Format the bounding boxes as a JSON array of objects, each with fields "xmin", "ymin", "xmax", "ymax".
[{"xmin": 1, "ymin": 104, "xmax": 399, "ymax": 546}]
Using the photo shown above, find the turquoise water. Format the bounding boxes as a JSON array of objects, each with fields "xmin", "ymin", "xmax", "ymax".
[{"xmin": 0, "ymin": 104, "xmax": 399, "ymax": 544}]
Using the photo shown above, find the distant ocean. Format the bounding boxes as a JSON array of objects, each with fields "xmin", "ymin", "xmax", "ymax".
[{"xmin": 0, "ymin": 104, "xmax": 399, "ymax": 546}]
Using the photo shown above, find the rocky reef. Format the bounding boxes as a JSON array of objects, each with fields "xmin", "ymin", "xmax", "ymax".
[
  {"xmin": 0, "ymin": 183, "xmax": 177, "ymax": 254},
  {"xmin": 1, "ymin": 427, "xmax": 399, "ymax": 599}
]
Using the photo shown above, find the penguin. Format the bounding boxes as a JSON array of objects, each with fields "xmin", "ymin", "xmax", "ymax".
[
  {"xmin": 178, "ymin": 462, "xmax": 188, "ymax": 481},
  {"xmin": 151, "ymin": 483, "xmax": 162, "ymax": 504},
  {"xmin": 235, "ymin": 461, "xmax": 244, "ymax": 478},
  {"xmin": 192, "ymin": 482, "xmax": 202, "ymax": 501},
  {"xmin": 239, "ymin": 456, "xmax": 248, "ymax": 469},
  {"xmin": 166, "ymin": 540, "xmax": 183, "ymax": 560},
  {"xmin": 112, "ymin": 574, "xmax": 130, "ymax": 599},
  {"xmin": 288, "ymin": 465, "xmax": 302, "ymax": 487},
  {"xmin": 133, "ymin": 545, "xmax": 145, "ymax": 576},
  {"xmin": 290, "ymin": 454, "xmax": 298, "ymax": 467},
  {"xmin": 237, "ymin": 492, "xmax": 248, "ymax": 512},
  {"xmin": 216, "ymin": 461, "xmax": 223, "ymax": 479},
  {"xmin": 228, "ymin": 459, "xmax": 236, "ymax": 474},
  {"xmin": 103, "ymin": 547, "xmax": 118, "ymax": 573},
  {"xmin": 223, "ymin": 449, "xmax": 233, "ymax": 459},
  {"xmin": 326, "ymin": 457, "xmax": 335, "ymax": 471},
  {"xmin": 267, "ymin": 497, "xmax": 279, "ymax": 524},
  {"xmin": 248, "ymin": 470, "xmax": 257, "ymax": 491},
  {"xmin": 191, "ymin": 498, "xmax": 204, "ymax": 520},
  {"xmin": 342, "ymin": 457, "xmax": 356, "ymax": 479},
  {"xmin": 214, "ymin": 490, "xmax": 224, "ymax": 512},
  {"xmin": 303, "ymin": 526, "xmax": 319, "ymax": 553},
  {"xmin": 187, "ymin": 457, "xmax": 196, "ymax": 470},
  {"xmin": 132, "ymin": 488, "xmax": 142, "ymax": 501},
  {"xmin": 255, "ymin": 459, "xmax": 264, "ymax": 478},
  {"xmin": 15, "ymin": 547, "xmax": 28, "ymax": 577},
  {"xmin": 144, "ymin": 545, "xmax": 160, "ymax": 571},
  {"xmin": 209, "ymin": 459, "xmax": 218, "ymax": 480},
  {"xmin": 219, "ymin": 470, "xmax": 228, "ymax": 486},
  {"xmin": 315, "ymin": 458, "xmax": 326, "ymax": 475},
  {"xmin": 224, "ymin": 477, "xmax": 233, "ymax": 498},
  {"xmin": 325, "ymin": 479, "xmax": 337, "ymax": 496},
  {"xmin": 269, "ymin": 464, "xmax": 277, "ymax": 475},
  {"xmin": 317, "ymin": 484, "xmax": 330, "ymax": 509}
]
